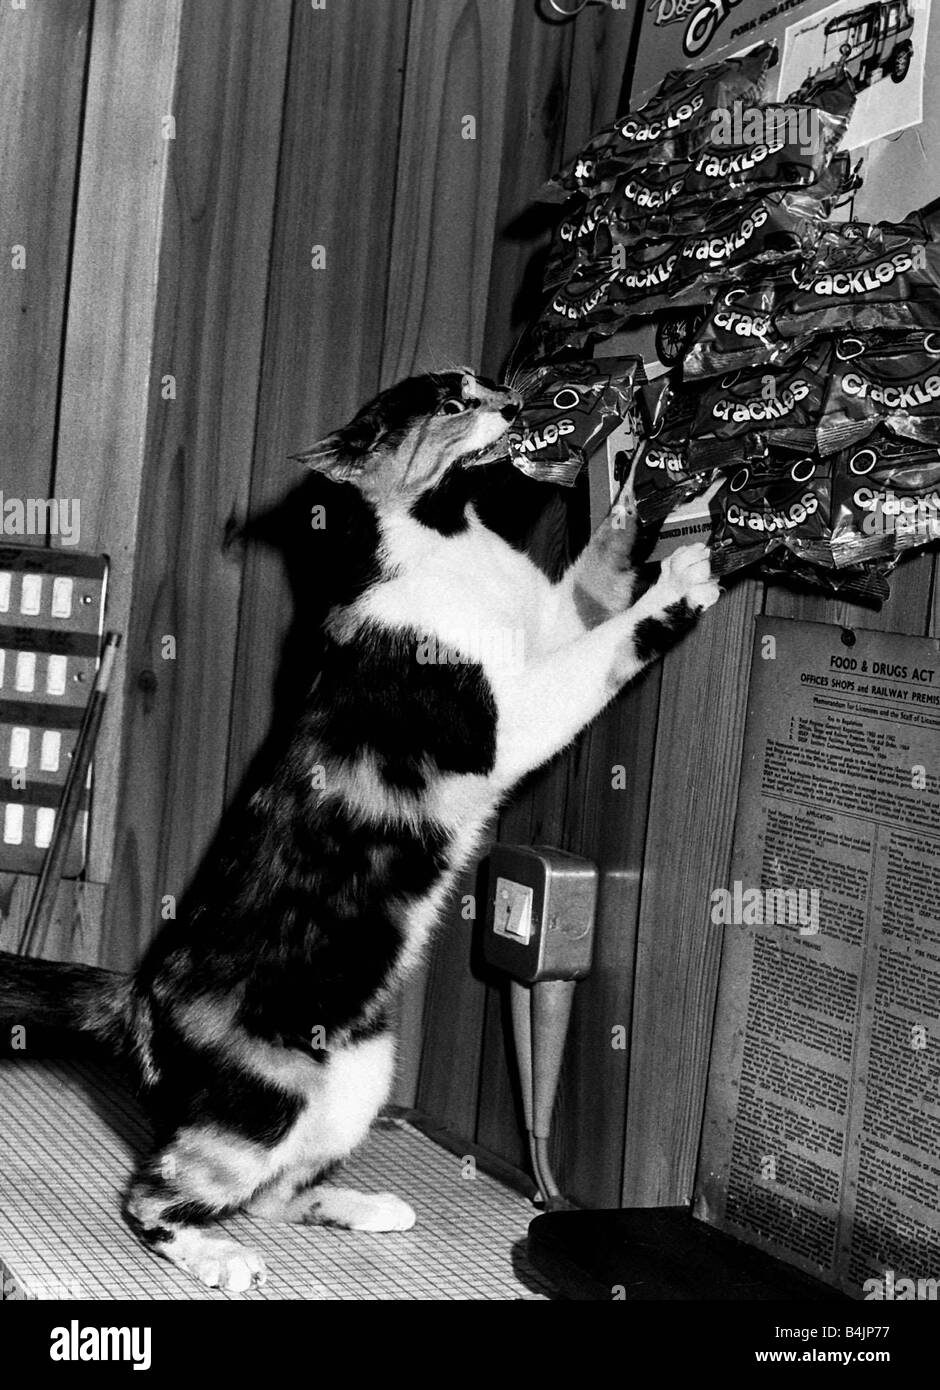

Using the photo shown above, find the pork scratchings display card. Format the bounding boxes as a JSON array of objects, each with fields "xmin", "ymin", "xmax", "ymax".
[{"xmin": 696, "ymin": 616, "xmax": 940, "ymax": 1298}]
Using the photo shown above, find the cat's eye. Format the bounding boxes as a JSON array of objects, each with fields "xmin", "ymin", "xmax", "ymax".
[{"xmin": 440, "ymin": 398, "xmax": 468, "ymax": 415}]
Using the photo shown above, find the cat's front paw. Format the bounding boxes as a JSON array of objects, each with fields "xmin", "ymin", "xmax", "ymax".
[
  {"xmin": 654, "ymin": 542, "xmax": 721, "ymax": 616},
  {"xmin": 629, "ymin": 543, "xmax": 721, "ymax": 666},
  {"xmin": 176, "ymin": 1235, "xmax": 267, "ymax": 1292}
]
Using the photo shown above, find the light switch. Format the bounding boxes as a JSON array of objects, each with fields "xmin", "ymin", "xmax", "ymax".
[
  {"xmin": 483, "ymin": 845, "xmax": 598, "ymax": 983},
  {"xmin": 494, "ymin": 877, "xmax": 533, "ymax": 944}
]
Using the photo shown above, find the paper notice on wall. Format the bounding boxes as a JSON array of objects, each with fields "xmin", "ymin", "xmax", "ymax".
[
  {"xmin": 776, "ymin": 0, "xmax": 930, "ymax": 147},
  {"xmin": 696, "ymin": 616, "xmax": 940, "ymax": 1299}
]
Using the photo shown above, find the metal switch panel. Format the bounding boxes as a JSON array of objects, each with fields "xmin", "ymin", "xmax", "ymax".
[
  {"xmin": 483, "ymin": 845, "xmax": 598, "ymax": 984},
  {"xmin": 0, "ymin": 546, "xmax": 109, "ymax": 877}
]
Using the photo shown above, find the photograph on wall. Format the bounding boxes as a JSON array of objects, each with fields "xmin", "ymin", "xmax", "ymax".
[{"xmin": 777, "ymin": 0, "xmax": 931, "ymax": 145}]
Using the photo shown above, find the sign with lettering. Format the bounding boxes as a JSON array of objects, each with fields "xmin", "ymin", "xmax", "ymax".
[{"xmin": 697, "ymin": 616, "xmax": 940, "ymax": 1298}]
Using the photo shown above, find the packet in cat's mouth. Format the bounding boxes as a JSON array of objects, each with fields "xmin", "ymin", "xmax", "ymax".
[{"xmin": 506, "ymin": 357, "xmax": 645, "ymax": 485}]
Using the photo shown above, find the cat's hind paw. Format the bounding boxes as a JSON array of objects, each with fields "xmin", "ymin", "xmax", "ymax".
[{"xmin": 299, "ymin": 1186, "xmax": 417, "ymax": 1232}]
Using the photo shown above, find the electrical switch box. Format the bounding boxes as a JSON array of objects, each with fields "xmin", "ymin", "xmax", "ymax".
[{"xmin": 483, "ymin": 845, "xmax": 598, "ymax": 984}]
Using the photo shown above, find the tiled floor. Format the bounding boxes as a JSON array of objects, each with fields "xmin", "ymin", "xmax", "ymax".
[{"xmin": 0, "ymin": 1059, "xmax": 553, "ymax": 1301}]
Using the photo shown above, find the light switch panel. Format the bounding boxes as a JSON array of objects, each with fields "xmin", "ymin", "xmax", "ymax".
[{"xmin": 482, "ymin": 845, "xmax": 598, "ymax": 983}]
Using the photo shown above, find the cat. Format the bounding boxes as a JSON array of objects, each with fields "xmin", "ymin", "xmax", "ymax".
[{"xmin": 0, "ymin": 369, "xmax": 720, "ymax": 1292}]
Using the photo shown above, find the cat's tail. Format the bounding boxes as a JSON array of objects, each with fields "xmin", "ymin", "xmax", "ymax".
[{"xmin": 0, "ymin": 949, "xmax": 134, "ymax": 1056}]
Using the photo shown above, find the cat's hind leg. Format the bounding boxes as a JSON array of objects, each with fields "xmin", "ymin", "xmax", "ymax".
[{"xmin": 124, "ymin": 1132, "xmax": 273, "ymax": 1292}]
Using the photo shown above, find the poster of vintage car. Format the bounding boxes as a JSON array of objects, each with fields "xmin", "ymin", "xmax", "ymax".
[
  {"xmin": 631, "ymin": 0, "xmax": 939, "ymax": 224},
  {"xmin": 776, "ymin": 0, "xmax": 930, "ymax": 145}
]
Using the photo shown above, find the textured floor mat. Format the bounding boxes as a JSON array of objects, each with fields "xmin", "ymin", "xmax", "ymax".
[{"xmin": 0, "ymin": 1058, "xmax": 552, "ymax": 1300}]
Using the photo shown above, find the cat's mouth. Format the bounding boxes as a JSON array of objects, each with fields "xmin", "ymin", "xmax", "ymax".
[
  {"xmin": 459, "ymin": 440, "xmax": 505, "ymax": 467},
  {"xmin": 458, "ymin": 422, "xmax": 515, "ymax": 468}
]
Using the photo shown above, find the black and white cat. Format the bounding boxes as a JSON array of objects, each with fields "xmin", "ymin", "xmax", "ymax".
[{"xmin": 0, "ymin": 370, "xmax": 720, "ymax": 1291}]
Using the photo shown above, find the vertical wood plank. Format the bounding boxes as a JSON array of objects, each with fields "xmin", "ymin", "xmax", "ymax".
[
  {"xmin": 559, "ymin": 0, "xmax": 636, "ymax": 165},
  {"xmin": 477, "ymin": 7, "xmax": 577, "ymax": 381},
  {"xmin": 52, "ymin": 0, "xmax": 185, "ymax": 900},
  {"xmin": 97, "ymin": 0, "xmax": 292, "ymax": 970},
  {"xmin": 548, "ymin": 671, "xmax": 661, "ymax": 1208},
  {"xmin": 413, "ymin": 849, "xmax": 494, "ymax": 1132},
  {"xmin": 0, "ymin": 0, "xmax": 90, "ymax": 512},
  {"xmin": 378, "ymin": 0, "xmax": 515, "ymax": 382},
  {"xmin": 622, "ymin": 577, "xmax": 763, "ymax": 1207},
  {"xmin": 0, "ymin": 877, "xmax": 104, "ymax": 968}
]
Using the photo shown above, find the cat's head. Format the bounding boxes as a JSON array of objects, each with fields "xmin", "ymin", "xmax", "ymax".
[{"xmin": 292, "ymin": 371, "xmax": 521, "ymax": 506}]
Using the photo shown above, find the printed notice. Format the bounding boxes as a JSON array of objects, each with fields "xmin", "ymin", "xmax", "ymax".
[{"xmin": 696, "ymin": 616, "xmax": 940, "ymax": 1298}]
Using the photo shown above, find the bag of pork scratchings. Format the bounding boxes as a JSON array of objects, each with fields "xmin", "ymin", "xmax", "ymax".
[{"xmin": 506, "ymin": 356, "xmax": 645, "ymax": 485}]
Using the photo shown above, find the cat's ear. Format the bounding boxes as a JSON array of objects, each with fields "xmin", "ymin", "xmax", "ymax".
[
  {"xmin": 290, "ymin": 413, "xmax": 387, "ymax": 481},
  {"xmin": 290, "ymin": 433, "xmax": 362, "ymax": 482}
]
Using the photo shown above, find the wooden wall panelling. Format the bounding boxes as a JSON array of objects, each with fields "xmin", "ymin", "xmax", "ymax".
[
  {"xmin": 548, "ymin": 670, "xmax": 662, "ymax": 1208},
  {"xmin": 413, "ymin": 841, "xmax": 496, "ymax": 1135},
  {"xmin": 0, "ymin": 875, "xmax": 104, "ymax": 968},
  {"xmin": 477, "ymin": 4, "xmax": 578, "ymax": 380},
  {"xmin": 378, "ymin": 0, "xmax": 515, "ymax": 383},
  {"xmin": 0, "ymin": 1, "xmax": 91, "ymax": 959},
  {"xmin": 621, "ymin": 576, "xmax": 764, "ymax": 1207},
  {"xmin": 17, "ymin": 0, "xmax": 183, "ymax": 962},
  {"xmin": 0, "ymin": 0, "xmax": 90, "ymax": 510},
  {"xmin": 764, "ymin": 553, "xmax": 935, "ymax": 638},
  {"xmin": 558, "ymin": 0, "xmax": 636, "ymax": 166},
  {"xmin": 225, "ymin": 0, "xmax": 412, "ymax": 800},
  {"xmin": 94, "ymin": 0, "xmax": 292, "ymax": 971}
]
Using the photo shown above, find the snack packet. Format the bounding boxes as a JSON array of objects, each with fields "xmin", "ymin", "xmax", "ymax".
[
  {"xmin": 604, "ymin": 162, "xmax": 689, "ymax": 224},
  {"xmin": 545, "ymin": 43, "xmax": 775, "ymax": 200},
  {"xmin": 544, "ymin": 193, "xmax": 611, "ymax": 289},
  {"xmin": 683, "ymin": 261, "xmax": 806, "ymax": 378},
  {"xmin": 506, "ymin": 356, "xmax": 645, "ymax": 485},
  {"xmin": 817, "ymin": 331, "xmax": 940, "ymax": 456},
  {"xmin": 691, "ymin": 337, "xmax": 832, "ymax": 444},
  {"xmin": 680, "ymin": 98, "xmax": 850, "ymax": 201},
  {"xmin": 542, "ymin": 236, "xmax": 681, "ymax": 333},
  {"xmin": 776, "ymin": 227, "xmax": 940, "ymax": 339},
  {"xmin": 828, "ymin": 429, "xmax": 940, "ymax": 565},
  {"xmin": 669, "ymin": 190, "xmax": 824, "ymax": 301},
  {"xmin": 708, "ymin": 456, "xmax": 831, "ymax": 574}
]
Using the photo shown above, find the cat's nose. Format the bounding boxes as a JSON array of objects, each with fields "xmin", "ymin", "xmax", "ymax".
[{"xmin": 500, "ymin": 402, "xmax": 521, "ymax": 421}]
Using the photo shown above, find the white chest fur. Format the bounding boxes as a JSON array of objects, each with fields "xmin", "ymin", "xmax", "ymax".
[{"xmin": 359, "ymin": 507, "xmax": 553, "ymax": 700}]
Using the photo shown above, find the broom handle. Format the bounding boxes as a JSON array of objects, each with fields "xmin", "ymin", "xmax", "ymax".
[{"xmin": 18, "ymin": 632, "xmax": 122, "ymax": 956}]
